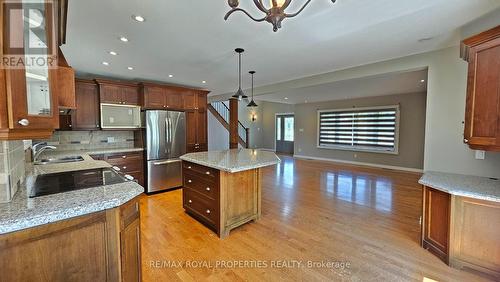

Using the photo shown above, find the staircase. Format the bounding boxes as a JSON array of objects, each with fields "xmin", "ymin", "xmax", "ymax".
[{"xmin": 208, "ymin": 101, "xmax": 249, "ymax": 148}]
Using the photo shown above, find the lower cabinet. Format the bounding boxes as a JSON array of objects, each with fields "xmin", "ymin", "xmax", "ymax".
[
  {"xmin": 90, "ymin": 151, "xmax": 144, "ymax": 186},
  {"xmin": 422, "ymin": 186, "xmax": 500, "ymax": 279},
  {"xmin": 0, "ymin": 196, "xmax": 141, "ymax": 282},
  {"xmin": 422, "ymin": 186, "xmax": 451, "ymax": 263}
]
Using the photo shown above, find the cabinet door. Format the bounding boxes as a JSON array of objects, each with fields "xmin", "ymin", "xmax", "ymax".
[
  {"xmin": 5, "ymin": 1, "xmax": 59, "ymax": 130},
  {"xmin": 183, "ymin": 91, "xmax": 197, "ymax": 110},
  {"xmin": 197, "ymin": 92, "xmax": 208, "ymax": 112},
  {"xmin": 464, "ymin": 38, "xmax": 500, "ymax": 148},
  {"xmin": 143, "ymin": 86, "xmax": 165, "ymax": 109},
  {"xmin": 186, "ymin": 111, "xmax": 197, "ymax": 152},
  {"xmin": 121, "ymin": 85, "xmax": 140, "ymax": 105},
  {"xmin": 100, "ymin": 84, "xmax": 122, "ymax": 104},
  {"xmin": 120, "ymin": 199, "xmax": 141, "ymax": 282},
  {"xmin": 422, "ymin": 186, "xmax": 450, "ymax": 263},
  {"xmin": 72, "ymin": 80, "xmax": 100, "ymax": 130},
  {"xmin": 165, "ymin": 88, "xmax": 183, "ymax": 110},
  {"xmin": 57, "ymin": 66, "xmax": 76, "ymax": 108},
  {"xmin": 197, "ymin": 110, "xmax": 207, "ymax": 148}
]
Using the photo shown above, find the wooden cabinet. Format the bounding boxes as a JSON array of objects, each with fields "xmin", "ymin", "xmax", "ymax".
[
  {"xmin": 91, "ymin": 151, "xmax": 145, "ymax": 186},
  {"xmin": 182, "ymin": 161, "xmax": 262, "ymax": 238},
  {"xmin": 461, "ymin": 26, "xmax": 500, "ymax": 151},
  {"xmin": 0, "ymin": 196, "xmax": 141, "ymax": 282},
  {"xmin": 96, "ymin": 79, "xmax": 140, "ymax": 106},
  {"xmin": 186, "ymin": 110, "xmax": 207, "ymax": 152},
  {"xmin": 142, "ymin": 83, "xmax": 209, "ymax": 111},
  {"xmin": 70, "ymin": 79, "xmax": 100, "ymax": 130},
  {"xmin": 57, "ymin": 66, "xmax": 76, "ymax": 109},
  {"xmin": 0, "ymin": 0, "xmax": 61, "ymax": 139},
  {"xmin": 422, "ymin": 186, "xmax": 451, "ymax": 263}
]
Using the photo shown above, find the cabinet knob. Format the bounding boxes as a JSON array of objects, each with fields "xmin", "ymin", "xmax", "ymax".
[
  {"xmin": 464, "ymin": 139, "xmax": 469, "ymax": 143},
  {"xmin": 69, "ymin": 124, "xmax": 72, "ymax": 127},
  {"xmin": 187, "ymin": 166, "xmax": 192, "ymax": 169},
  {"xmin": 206, "ymin": 187, "xmax": 210, "ymax": 191},
  {"xmin": 18, "ymin": 119, "xmax": 30, "ymax": 126},
  {"xmin": 205, "ymin": 171, "xmax": 210, "ymax": 175},
  {"xmin": 188, "ymin": 179, "xmax": 192, "ymax": 183},
  {"xmin": 206, "ymin": 209, "xmax": 211, "ymax": 214},
  {"xmin": 122, "ymin": 155, "xmax": 127, "ymax": 159},
  {"xmin": 123, "ymin": 166, "xmax": 127, "ymax": 170},
  {"xmin": 188, "ymin": 199, "xmax": 192, "ymax": 203}
]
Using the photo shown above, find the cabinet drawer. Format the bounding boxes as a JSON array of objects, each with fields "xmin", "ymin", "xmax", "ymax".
[
  {"xmin": 109, "ymin": 160, "xmax": 143, "ymax": 173},
  {"xmin": 184, "ymin": 172, "xmax": 218, "ymax": 200},
  {"xmin": 183, "ymin": 188, "xmax": 219, "ymax": 227},
  {"xmin": 182, "ymin": 161, "xmax": 218, "ymax": 181},
  {"xmin": 106, "ymin": 152, "xmax": 143, "ymax": 161}
]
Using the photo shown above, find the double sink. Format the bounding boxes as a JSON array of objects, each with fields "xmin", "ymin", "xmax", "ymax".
[{"xmin": 34, "ymin": 156, "xmax": 85, "ymax": 165}]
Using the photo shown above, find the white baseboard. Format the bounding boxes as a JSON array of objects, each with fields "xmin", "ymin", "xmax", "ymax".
[{"xmin": 293, "ymin": 154, "xmax": 423, "ymax": 173}]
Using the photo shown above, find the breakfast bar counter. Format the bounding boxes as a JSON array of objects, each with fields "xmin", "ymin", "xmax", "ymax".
[{"xmin": 180, "ymin": 149, "xmax": 280, "ymax": 238}]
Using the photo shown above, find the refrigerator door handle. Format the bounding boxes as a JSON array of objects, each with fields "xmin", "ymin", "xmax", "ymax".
[
  {"xmin": 153, "ymin": 159, "xmax": 182, "ymax": 166},
  {"xmin": 165, "ymin": 117, "xmax": 169, "ymax": 155}
]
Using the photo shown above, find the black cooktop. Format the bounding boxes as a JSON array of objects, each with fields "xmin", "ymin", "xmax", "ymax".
[{"xmin": 30, "ymin": 168, "xmax": 127, "ymax": 198}]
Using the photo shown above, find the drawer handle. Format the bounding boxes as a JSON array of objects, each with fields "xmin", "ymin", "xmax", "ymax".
[
  {"xmin": 188, "ymin": 180, "xmax": 192, "ymax": 183},
  {"xmin": 187, "ymin": 166, "xmax": 192, "ymax": 169},
  {"xmin": 123, "ymin": 166, "xmax": 127, "ymax": 169},
  {"xmin": 464, "ymin": 139, "xmax": 469, "ymax": 143},
  {"xmin": 205, "ymin": 171, "xmax": 210, "ymax": 175},
  {"xmin": 206, "ymin": 187, "xmax": 210, "ymax": 191},
  {"xmin": 206, "ymin": 209, "xmax": 211, "ymax": 214},
  {"xmin": 122, "ymin": 155, "xmax": 127, "ymax": 159},
  {"xmin": 188, "ymin": 199, "xmax": 192, "ymax": 203}
]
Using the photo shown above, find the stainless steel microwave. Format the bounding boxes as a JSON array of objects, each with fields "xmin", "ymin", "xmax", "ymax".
[{"xmin": 100, "ymin": 103, "xmax": 141, "ymax": 129}]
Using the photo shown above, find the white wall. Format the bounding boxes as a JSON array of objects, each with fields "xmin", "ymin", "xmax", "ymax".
[{"xmin": 208, "ymin": 110, "xmax": 229, "ymax": 151}]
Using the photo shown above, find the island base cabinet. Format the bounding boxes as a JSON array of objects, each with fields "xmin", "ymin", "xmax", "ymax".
[
  {"xmin": 449, "ymin": 197, "xmax": 500, "ymax": 279},
  {"xmin": 0, "ymin": 196, "xmax": 141, "ymax": 282},
  {"xmin": 422, "ymin": 186, "xmax": 451, "ymax": 264},
  {"xmin": 182, "ymin": 161, "xmax": 262, "ymax": 238}
]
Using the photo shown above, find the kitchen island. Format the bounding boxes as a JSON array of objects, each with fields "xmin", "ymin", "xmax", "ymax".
[
  {"xmin": 419, "ymin": 171, "xmax": 500, "ymax": 279},
  {"xmin": 180, "ymin": 149, "xmax": 280, "ymax": 238}
]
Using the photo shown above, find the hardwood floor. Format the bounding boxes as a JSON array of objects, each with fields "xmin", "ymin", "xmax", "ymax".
[{"xmin": 140, "ymin": 156, "xmax": 491, "ymax": 282}]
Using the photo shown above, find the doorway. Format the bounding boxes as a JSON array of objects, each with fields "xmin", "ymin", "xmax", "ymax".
[{"xmin": 275, "ymin": 114, "xmax": 294, "ymax": 155}]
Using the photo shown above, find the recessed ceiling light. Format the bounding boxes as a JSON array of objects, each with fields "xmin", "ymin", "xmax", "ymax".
[
  {"xmin": 132, "ymin": 15, "xmax": 145, "ymax": 22},
  {"xmin": 109, "ymin": 51, "xmax": 118, "ymax": 56},
  {"xmin": 102, "ymin": 61, "xmax": 109, "ymax": 66},
  {"xmin": 284, "ymin": 97, "xmax": 288, "ymax": 100},
  {"xmin": 421, "ymin": 79, "xmax": 426, "ymax": 83},
  {"xmin": 127, "ymin": 67, "xmax": 134, "ymax": 70},
  {"xmin": 119, "ymin": 36, "xmax": 129, "ymax": 42},
  {"xmin": 168, "ymin": 74, "xmax": 173, "ymax": 78},
  {"xmin": 202, "ymin": 81, "xmax": 207, "ymax": 84}
]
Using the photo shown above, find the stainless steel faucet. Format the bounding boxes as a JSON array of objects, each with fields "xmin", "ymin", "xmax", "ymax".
[{"xmin": 32, "ymin": 142, "xmax": 57, "ymax": 162}]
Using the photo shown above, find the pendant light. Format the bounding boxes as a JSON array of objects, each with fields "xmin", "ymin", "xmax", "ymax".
[
  {"xmin": 247, "ymin": 71, "xmax": 258, "ymax": 107},
  {"xmin": 231, "ymin": 48, "xmax": 248, "ymax": 100}
]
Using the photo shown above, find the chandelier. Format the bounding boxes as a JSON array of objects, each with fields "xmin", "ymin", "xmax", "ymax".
[{"xmin": 224, "ymin": 0, "xmax": 338, "ymax": 32}]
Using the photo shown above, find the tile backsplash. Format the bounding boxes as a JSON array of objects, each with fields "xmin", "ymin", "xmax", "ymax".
[
  {"xmin": 35, "ymin": 131, "xmax": 136, "ymax": 151},
  {"xmin": 0, "ymin": 141, "xmax": 26, "ymax": 203}
]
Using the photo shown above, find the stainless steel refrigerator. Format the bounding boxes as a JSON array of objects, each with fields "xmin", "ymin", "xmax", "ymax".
[{"xmin": 145, "ymin": 110, "xmax": 186, "ymax": 193}]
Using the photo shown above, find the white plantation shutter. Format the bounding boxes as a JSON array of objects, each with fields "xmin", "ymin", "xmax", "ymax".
[{"xmin": 317, "ymin": 106, "xmax": 399, "ymax": 153}]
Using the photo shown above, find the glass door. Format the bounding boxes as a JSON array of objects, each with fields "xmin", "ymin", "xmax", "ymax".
[{"xmin": 276, "ymin": 114, "xmax": 294, "ymax": 154}]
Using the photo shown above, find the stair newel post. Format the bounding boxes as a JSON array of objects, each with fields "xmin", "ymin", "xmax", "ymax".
[{"xmin": 229, "ymin": 99, "xmax": 239, "ymax": 149}]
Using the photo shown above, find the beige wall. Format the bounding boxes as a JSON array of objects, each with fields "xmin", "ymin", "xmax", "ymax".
[
  {"xmin": 294, "ymin": 92, "xmax": 427, "ymax": 169},
  {"xmin": 259, "ymin": 101, "xmax": 295, "ymax": 150}
]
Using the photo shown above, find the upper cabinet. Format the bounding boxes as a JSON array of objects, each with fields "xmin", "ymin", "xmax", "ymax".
[
  {"xmin": 71, "ymin": 79, "xmax": 100, "ymax": 130},
  {"xmin": 0, "ymin": 0, "xmax": 73, "ymax": 140},
  {"xmin": 461, "ymin": 25, "xmax": 500, "ymax": 152},
  {"xmin": 96, "ymin": 79, "xmax": 140, "ymax": 106},
  {"xmin": 141, "ymin": 83, "xmax": 209, "ymax": 111}
]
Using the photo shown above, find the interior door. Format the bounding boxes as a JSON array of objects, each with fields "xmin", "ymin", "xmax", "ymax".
[{"xmin": 276, "ymin": 114, "xmax": 294, "ymax": 154}]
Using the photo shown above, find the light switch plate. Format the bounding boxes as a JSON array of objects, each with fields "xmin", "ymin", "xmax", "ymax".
[
  {"xmin": 107, "ymin": 137, "xmax": 115, "ymax": 143},
  {"xmin": 475, "ymin": 150, "xmax": 485, "ymax": 160}
]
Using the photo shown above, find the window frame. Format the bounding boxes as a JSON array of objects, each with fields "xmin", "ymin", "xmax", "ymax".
[{"xmin": 316, "ymin": 105, "xmax": 400, "ymax": 155}]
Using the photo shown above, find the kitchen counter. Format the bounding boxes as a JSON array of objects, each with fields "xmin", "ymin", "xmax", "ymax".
[
  {"xmin": 180, "ymin": 148, "xmax": 281, "ymax": 173},
  {"xmin": 0, "ymin": 148, "xmax": 145, "ymax": 235},
  {"xmin": 418, "ymin": 171, "xmax": 500, "ymax": 203}
]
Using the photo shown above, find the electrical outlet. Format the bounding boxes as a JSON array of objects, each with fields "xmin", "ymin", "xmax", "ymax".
[
  {"xmin": 475, "ymin": 150, "xmax": 485, "ymax": 160},
  {"xmin": 299, "ymin": 128, "xmax": 304, "ymax": 132},
  {"xmin": 354, "ymin": 153, "xmax": 357, "ymax": 158},
  {"xmin": 107, "ymin": 137, "xmax": 115, "ymax": 143}
]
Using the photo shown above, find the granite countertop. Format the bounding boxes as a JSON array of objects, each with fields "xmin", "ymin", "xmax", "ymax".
[
  {"xmin": 419, "ymin": 171, "xmax": 500, "ymax": 203},
  {"xmin": 0, "ymin": 148, "xmax": 145, "ymax": 235},
  {"xmin": 180, "ymin": 149, "xmax": 281, "ymax": 173}
]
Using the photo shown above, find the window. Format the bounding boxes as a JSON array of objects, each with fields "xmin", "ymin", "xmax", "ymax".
[
  {"xmin": 284, "ymin": 116, "xmax": 294, "ymax": 141},
  {"xmin": 276, "ymin": 117, "xmax": 282, "ymax": 141},
  {"xmin": 317, "ymin": 105, "xmax": 399, "ymax": 154}
]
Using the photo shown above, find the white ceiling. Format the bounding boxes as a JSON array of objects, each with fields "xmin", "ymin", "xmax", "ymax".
[
  {"xmin": 62, "ymin": 0, "xmax": 499, "ymax": 97},
  {"xmin": 255, "ymin": 69, "xmax": 428, "ymax": 104}
]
